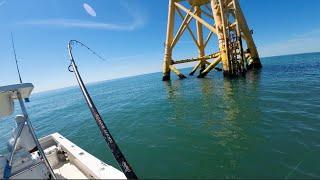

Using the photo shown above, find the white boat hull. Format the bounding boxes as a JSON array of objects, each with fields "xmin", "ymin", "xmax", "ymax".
[
  {"xmin": 41, "ymin": 133, "xmax": 126, "ymax": 179},
  {"xmin": 0, "ymin": 133, "xmax": 126, "ymax": 179}
]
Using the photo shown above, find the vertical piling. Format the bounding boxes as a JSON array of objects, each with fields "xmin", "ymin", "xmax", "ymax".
[
  {"xmin": 163, "ymin": 0, "xmax": 176, "ymax": 81},
  {"xmin": 233, "ymin": 0, "xmax": 262, "ymax": 69},
  {"xmin": 210, "ymin": 0, "xmax": 230, "ymax": 76},
  {"xmin": 195, "ymin": 6, "xmax": 206, "ymax": 73}
]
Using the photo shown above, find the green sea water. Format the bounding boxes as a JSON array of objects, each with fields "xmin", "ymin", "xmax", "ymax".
[{"xmin": 1, "ymin": 52, "xmax": 319, "ymax": 178}]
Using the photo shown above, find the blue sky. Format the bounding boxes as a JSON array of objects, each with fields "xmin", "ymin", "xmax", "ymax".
[{"xmin": 1, "ymin": 0, "xmax": 320, "ymax": 92}]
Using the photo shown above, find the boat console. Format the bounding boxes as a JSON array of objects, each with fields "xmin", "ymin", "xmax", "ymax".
[{"xmin": 0, "ymin": 83, "xmax": 33, "ymax": 118}]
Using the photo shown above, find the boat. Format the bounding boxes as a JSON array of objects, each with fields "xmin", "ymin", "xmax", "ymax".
[{"xmin": 0, "ymin": 83, "xmax": 127, "ymax": 179}]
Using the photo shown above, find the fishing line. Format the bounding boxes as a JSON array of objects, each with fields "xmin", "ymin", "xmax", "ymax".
[
  {"xmin": 284, "ymin": 150, "xmax": 314, "ymax": 179},
  {"xmin": 68, "ymin": 40, "xmax": 106, "ymax": 72},
  {"xmin": 69, "ymin": 40, "xmax": 106, "ymax": 61},
  {"xmin": 284, "ymin": 159, "xmax": 304, "ymax": 179},
  {"xmin": 67, "ymin": 40, "xmax": 138, "ymax": 179}
]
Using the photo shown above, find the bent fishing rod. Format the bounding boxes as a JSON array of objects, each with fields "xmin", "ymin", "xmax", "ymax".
[{"xmin": 67, "ymin": 40, "xmax": 138, "ymax": 179}]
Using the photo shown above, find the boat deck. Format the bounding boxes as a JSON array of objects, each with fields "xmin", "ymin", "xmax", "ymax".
[{"xmin": 54, "ymin": 162, "xmax": 87, "ymax": 179}]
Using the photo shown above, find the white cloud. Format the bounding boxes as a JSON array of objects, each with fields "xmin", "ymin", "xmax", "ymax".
[
  {"xmin": 18, "ymin": 1, "xmax": 146, "ymax": 31},
  {"xmin": 258, "ymin": 28, "xmax": 320, "ymax": 57},
  {"xmin": 20, "ymin": 19, "xmax": 143, "ymax": 31}
]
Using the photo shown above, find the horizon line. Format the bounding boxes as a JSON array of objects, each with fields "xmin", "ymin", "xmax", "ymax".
[{"xmin": 32, "ymin": 51, "xmax": 320, "ymax": 95}]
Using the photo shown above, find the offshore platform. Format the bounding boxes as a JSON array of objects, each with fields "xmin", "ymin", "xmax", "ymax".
[{"xmin": 162, "ymin": 0, "xmax": 262, "ymax": 80}]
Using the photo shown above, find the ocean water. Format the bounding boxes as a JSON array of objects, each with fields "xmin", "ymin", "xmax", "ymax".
[{"xmin": 0, "ymin": 52, "xmax": 319, "ymax": 178}]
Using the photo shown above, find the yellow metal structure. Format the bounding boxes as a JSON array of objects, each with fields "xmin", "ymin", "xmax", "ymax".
[{"xmin": 162, "ymin": 0, "xmax": 262, "ymax": 80}]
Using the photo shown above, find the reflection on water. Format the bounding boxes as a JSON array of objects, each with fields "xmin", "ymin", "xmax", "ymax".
[
  {"xmin": 162, "ymin": 70, "xmax": 265, "ymax": 178},
  {"xmin": 163, "ymin": 80, "xmax": 182, "ymax": 100}
]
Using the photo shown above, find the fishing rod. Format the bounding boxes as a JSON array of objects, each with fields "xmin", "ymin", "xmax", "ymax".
[
  {"xmin": 67, "ymin": 40, "xmax": 138, "ymax": 179},
  {"xmin": 11, "ymin": 32, "xmax": 23, "ymax": 84},
  {"xmin": 10, "ymin": 32, "xmax": 29, "ymax": 102}
]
